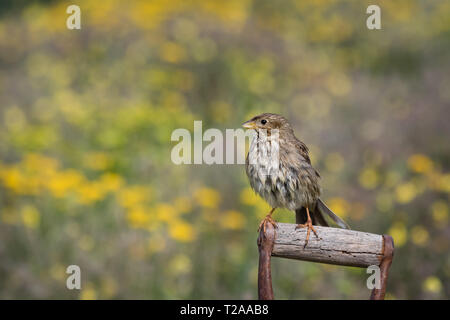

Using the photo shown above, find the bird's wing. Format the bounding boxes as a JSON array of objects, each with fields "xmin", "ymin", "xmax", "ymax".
[
  {"xmin": 293, "ymin": 138, "xmax": 320, "ymax": 178},
  {"xmin": 294, "ymin": 139, "xmax": 311, "ymax": 164}
]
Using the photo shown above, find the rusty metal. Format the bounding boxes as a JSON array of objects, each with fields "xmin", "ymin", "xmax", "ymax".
[
  {"xmin": 257, "ymin": 222, "xmax": 275, "ymax": 300},
  {"xmin": 257, "ymin": 224, "xmax": 395, "ymax": 300},
  {"xmin": 370, "ymin": 234, "xmax": 395, "ymax": 300}
]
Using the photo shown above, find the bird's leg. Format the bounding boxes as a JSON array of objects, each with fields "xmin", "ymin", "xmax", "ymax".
[
  {"xmin": 258, "ymin": 208, "xmax": 277, "ymax": 233},
  {"xmin": 295, "ymin": 207, "xmax": 318, "ymax": 247}
]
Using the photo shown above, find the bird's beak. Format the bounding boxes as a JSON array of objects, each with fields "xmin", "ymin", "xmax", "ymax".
[{"xmin": 242, "ymin": 120, "xmax": 256, "ymax": 129}]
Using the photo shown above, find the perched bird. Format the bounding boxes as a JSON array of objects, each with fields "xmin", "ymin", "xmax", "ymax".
[{"xmin": 243, "ymin": 113, "xmax": 350, "ymax": 246}]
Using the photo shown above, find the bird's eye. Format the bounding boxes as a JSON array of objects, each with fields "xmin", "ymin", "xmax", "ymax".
[{"xmin": 261, "ymin": 119, "xmax": 267, "ymax": 125}]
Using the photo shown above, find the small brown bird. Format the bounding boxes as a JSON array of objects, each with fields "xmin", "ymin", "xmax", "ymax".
[{"xmin": 243, "ymin": 113, "xmax": 350, "ymax": 246}]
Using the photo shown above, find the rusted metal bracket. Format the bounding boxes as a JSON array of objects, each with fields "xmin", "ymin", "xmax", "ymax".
[
  {"xmin": 370, "ymin": 234, "xmax": 394, "ymax": 300},
  {"xmin": 257, "ymin": 223, "xmax": 395, "ymax": 300},
  {"xmin": 257, "ymin": 224, "xmax": 276, "ymax": 300}
]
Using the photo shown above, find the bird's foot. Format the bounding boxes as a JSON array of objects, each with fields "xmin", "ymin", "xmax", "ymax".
[
  {"xmin": 257, "ymin": 215, "xmax": 278, "ymax": 233},
  {"xmin": 295, "ymin": 220, "xmax": 318, "ymax": 247}
]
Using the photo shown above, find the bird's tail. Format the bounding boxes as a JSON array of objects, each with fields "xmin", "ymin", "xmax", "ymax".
[
  {"xmin": 295, "ymin": 199, "xmax": 350, "ymax": 229},
  {"xmin": 315, "ymin": 198, "xmax": 351, "ymax": 229}
]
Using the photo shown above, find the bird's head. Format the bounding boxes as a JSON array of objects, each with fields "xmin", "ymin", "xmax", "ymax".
[{"xmin": 242, "ymin": 113, "xmax": 292, "ymax": 132}]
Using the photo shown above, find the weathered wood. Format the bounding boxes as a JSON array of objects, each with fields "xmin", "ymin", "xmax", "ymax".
[{"xmin": 272, "ymin": 223, "xmax": 384, "ymax": 267}]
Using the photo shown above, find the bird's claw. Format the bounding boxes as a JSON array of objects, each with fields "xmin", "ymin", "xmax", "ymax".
[
  {"xmin": 257, "ymin": 215, "xmax": 278, "ymax": 233},
  {"xmin": 295, "ymin": 220, "xmax": 318, "ymax": 247}
]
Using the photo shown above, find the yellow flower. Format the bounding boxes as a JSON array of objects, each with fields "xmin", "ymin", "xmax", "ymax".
[
  {"xmin": 423, "ymin": 276, "xmax": 442, "ymax": 294},
  {"xmin": 199, "ymin": 0, "xmax": 248, "ymax": 25},
  {"xmin": 156, "ymin": 203, "xmax": 177, "ymax": 223},
  {"xmin": 47, "ymin": 169, "xmax": 85, "ymax": 198},
  {"xmin": 99, "ymin": 173, "xmax": 124, "ymax": 193},
  {"xmin": 117, "ymin": 185, "xmax": 152, "ymax": 208},
  {"xmin": 21, "ymin": 176, "xmax": 41, "ymax": 195},
  {"xmin": 1, "ymin": 166, "xmax": 25, "ymax": 193},
  {"xmin": 240, "ymin": 187, "xmax": 258, "ymax": 206},
  {"xmin": 326, "ymin": 197, "xmax": 349, "ymax": 219},
  {"xmin": 0, "ymin": 159, "xmax": 46, "ymax": 195},
  {"xmin": 194, "ymin": 187, "xmax": 220, "ymax": 209},
  {"xmin": 220, "ymin": 210, "xmax": 246, "ymax": 230},
  {"xmin": 411, "ymin": 226, "xmax": 429, "ymax": 246},
  {"xmin": 388, "ymin": 222, "xmax": 408, "ymax": 247},
  {"xmin": 127, "ymin": 206, "xmax": 151, "ymax": 228},
  {"xmin": 168, "ymin": 221, "xmax": 195, "ymax": 242},
  {"xmin": 76, "ymin": 181, "xmax": 106, "ymax": 204},
  {"xmin": 240, "ymin": 187, "xmax": 269, "ymax": 216},
  {"xmin": 255, "ymin": 199, "xmax": 270, "ymax": 216},
  {"xmin": 408, "ymin": 154, "xmax": 434, "ymax": 174},
  {"xmin": 21, "ymin": 205, "xmax": 40, "ymax": 229},
  {"xmin": 358, "ymin": 167, "xmax": 379, "ymax": 190},
  {"xmin": 395, "ymin": 182, "xmax": 417, "ymax": 204}
]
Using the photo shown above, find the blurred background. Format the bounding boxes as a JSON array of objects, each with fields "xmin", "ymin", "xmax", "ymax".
[{"xmin": 0, "ymin": 0, "xmax": 449, "ymax": 299}]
